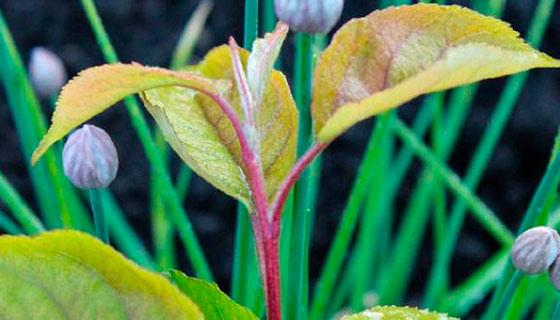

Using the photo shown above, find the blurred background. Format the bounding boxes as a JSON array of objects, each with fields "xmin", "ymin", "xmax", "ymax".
[{"xmin": 1, "ymin": 0, "xmax": 560, "ymax": 310}]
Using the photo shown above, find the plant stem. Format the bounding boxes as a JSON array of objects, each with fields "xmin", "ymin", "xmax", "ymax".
[
  {"xmin": 232, "ymin": 0, "xmax": 260, "ymax": 309},
  {"xmin": 0, "ymin": 210, "xmax": 22, "ymax": 234},
  {"xmin": 350, "ymin": 112, "xmax": 394, "ymax": 310},
  {"xmin": 0, "ymin": 171, "xmax": 44, "ymax": 234},
  {"xmin": 288, "ymin": 31, "xmax": 315, "ymax": 320},
  {"xmin": 232, "ymin": 204, "xmax": 254, "ymax": 304},
  {"xmin": 424, "ymin": 0, "xmax": 556, "ymax": 307},
  {"xmin": 0, "ymin": 10, "xmax": 90, "ymax": 231},
  {"xmin": 309, "ymin": 128, "xmax": 387, "ymax": 319},
  {"xmin": 102, "ymin": 190, "xmax": 157, "ymax": 270},
  {"xmin": 493, "ymin": 271, "xmax": 523, "ymax": 320},
  {"xmin": 392, "ymin": 120, "xmax": 514, "ymax": 244},
  {"xmin": 553, "ymin": 301, "xmax": 560, "ymax": 319},
  {"xmin": 89, "ymin": 189, "xmax": 108, "ymax": 243},
  {"xmin": 79, "ymin": 0, "xmax": 212, "ymax": 280}
]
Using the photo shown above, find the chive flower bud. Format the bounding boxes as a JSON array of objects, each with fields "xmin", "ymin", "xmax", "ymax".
[
  {"xmin": 511, "ymin": 226, "xmax": 560, "ymax": 274},
  {"xmin": 63, "ymin": 125, "xmax": 119, "ymax": 189},
  {"xmin": 549, "ymin": 256, "xmax": 560, "ymax": 291},
  {"xmin": 274, "ymin": 0, "xmax": 344, "ymax": 34},
  {"xmin": 28, "ymin": 47, "xmax": 67, "ymax": 98}
]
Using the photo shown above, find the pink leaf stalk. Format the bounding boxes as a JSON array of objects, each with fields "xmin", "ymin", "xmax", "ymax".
[{"xmin": 205, "ymin": 38, "xmax": 326, "ymax": 320}]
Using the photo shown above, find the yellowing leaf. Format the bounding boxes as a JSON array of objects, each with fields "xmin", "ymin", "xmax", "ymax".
[
  {"xmin": 0, "ymin": 230, "xmax": 202, "ymax": 319},
  {"xmin": 31, "ymin": 64, "xmax": 216, "ymax": 164},
  {"xmin": 312, "ymin": 4, "xmax": 560, "ymax": 142},
  {"xmin": 340, "ymin": 306, "xmax": 458, "ymax": 320},
  {"xmin": 143, "ymin": 46, "xmax": 298, "ymax": 206},
  {"xmin": 169, "ymin": 270, "xmax": 258, "ymax": 320}
]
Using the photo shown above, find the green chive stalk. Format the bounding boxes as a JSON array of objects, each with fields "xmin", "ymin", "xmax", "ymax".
[
  {"xmin": 79, "ymin": 0, "xmax": 212, "ymax": 280},
  {"xmin": 424, "ymin": 0, "xmax": 556, "ymax": 307},
  {"xmin": 89, "ymin": 189, "xmax": 108, "ymax": 243}
]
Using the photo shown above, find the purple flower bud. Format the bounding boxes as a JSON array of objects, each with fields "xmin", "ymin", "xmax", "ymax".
[
  {"xmin": 63, "ymin": 125, "xmax": 119, "ymax": 189},
  {"xmin": 28, "ymin": 47, "xmax": 67, "ymax": 98},
  {"xmin": 511, "ymin": 226, "xmax": 560, "ymax": 274},
  {"xmin": 549, "ymin": 256, "xmax": 560, "ymax": 291},
  {"xmin": 275, "ymin": 0, "xmax": 344, "ymax": 34}
]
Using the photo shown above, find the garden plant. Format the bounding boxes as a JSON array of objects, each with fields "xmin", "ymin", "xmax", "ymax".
[{"xmin": 2, "ymin": 0, "xmax": 560, "ymax": 319}]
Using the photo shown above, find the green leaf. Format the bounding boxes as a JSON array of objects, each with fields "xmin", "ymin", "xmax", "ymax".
[
  {"xmin": 169, "ymin": 270, "xmax": 258, "ymax": 320},
  {"xmin": 340, "ymin": 306, "xmax": 458, "ymax": 320},
  {"xmin": 312, "ymin": 4, "xmax": 560, "ymax": 142},
  {"xmin": 33, "ymin": 45, "xmax": 297, "ymax": 209},
  {"xmin": 143, "ymin": 46, "xmax": 298, "ymax": 206},
  {"xmin": 31, "ymin": 63, "xmax": 216, "ymax": 164},
  {"xmin": 0, "ymin": 230, "xmax": 202, "ymax": 319}
]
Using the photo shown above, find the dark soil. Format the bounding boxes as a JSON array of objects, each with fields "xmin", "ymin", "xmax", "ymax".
[{"xmin": 1, "ymin": 0, "xmax": 560, "ymax": 314}]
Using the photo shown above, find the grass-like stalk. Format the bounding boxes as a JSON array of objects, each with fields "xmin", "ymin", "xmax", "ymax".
[
  {"xmin": 232, "ymin": 204, "xmax": 255, "ymax": 304},
  {"xmin": 0, "ymin": 10, "xmax": 91, "ymax": 231},
  {"xmin": 552, "ymin": 301, "xmax": 560, "ymax": 319},
  {"xmin": 0, "ymin": 209, "xmax": 22, "ymax": 234},
  {"xmin": 424, "ymin": 0, "xmax": 556, "ymax": 306},
  {"xmin": 439, "ymin": 250, "xmax": 508, "ymax": 316},
  {"xmin": 392, "ymin": 120, "xmax": 514, "ymax": 244},
  {"xmin": 483, "ymin": 132, "xmax": 560, "ymax": 319},
  {"xmin": 310, "ymin": 118, "xmax": 395, "ymax": 320},
  {"xmin": 231, "ymin": 0, "xmax": 260, "ymax": 309},
  {"xmin": 89, "ymin": 189, "xmax": 108, "ymax": 243},
  {"xmin": 350, "ymin": 112, "xmax": 395, "ymax": 310},
  {"xmin": 0, "ymin": 171, "xmax": 44, "ymax": 234},
  {"xmin": 79, "ymin": 0, "xmax": 212, "ymax": 280},
  {"xmin": 493, "ymin": 270, "xmax": 523, "ymax": 319},
  {"xmin": 151, "ymin": 1, "xmax": 212, "ymax": 270},
  {"xmin": 170, "ymin": 1, "xmax": 213, "ymax": 70},
  {"xmin": 287, "ymin": 32, "xmax": 315, "ymax": 320},
  {"xmin": 534, "ymin": 294, "xmax": 555, "ymax": 319},
  {"xmin": 102, "ymin": 190, "xmax": 157, "ymax": 270}
]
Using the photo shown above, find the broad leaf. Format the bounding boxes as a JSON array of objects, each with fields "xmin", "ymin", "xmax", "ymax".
[
  {"xmin": 169, "ymin": 270, "xmax": 258, "ymax": 320},
  {"xmin": 31, "ymin": 64, "xmax": 216, "ymax": 164},
  {"xmin": 0, "ymin": 230, "xmax": 202, "ymax": 319},
  {"xmin": 340, "ymin": 306, "xmax": 458, "ymax": 320},
  {"xmin": 32, "ymin": 48, "xmax": 297, "ymax": 208},
  {"xmin": 312, "ymin": 4, "xmax": 560, "ymax": 142},
  {"xmin": 143, "ymin": 46, "xmax": 298, "ymax": 206}
]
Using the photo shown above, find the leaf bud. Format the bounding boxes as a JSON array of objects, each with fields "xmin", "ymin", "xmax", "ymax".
[
  {"xmin": 28, "ymin": 47, "xmax": 67, "ymax": 98},
  {"xmin": 511, "ymin": 226, "xmax": 560, "ymax": 274},
  {"xmin": 63, "ymin": 125, "xmax": 119, "ymax": 189},
  {"xmin": 274, "ymin": 0, "xmax": 344, "ymax": 34}
]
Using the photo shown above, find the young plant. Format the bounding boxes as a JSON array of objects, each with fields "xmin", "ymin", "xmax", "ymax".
[{"xmin": 26, "ymin": 4, "xmax": 560, "ymax": 320}]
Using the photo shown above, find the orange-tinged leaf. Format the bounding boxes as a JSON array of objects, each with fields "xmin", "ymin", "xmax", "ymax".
[
  {"xmin": 31, "ymin": 64, "xmax": 216, "ymax": 164},
  {"xmin": 143, "ymin": 46, "xmax": 298, "ymax": 206},
  {"xmin": 312, "ymin": 4, "xmax": 560, "ymax": 142}
]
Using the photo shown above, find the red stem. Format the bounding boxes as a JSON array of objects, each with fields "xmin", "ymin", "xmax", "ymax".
[
  {"xmin": 201, "ymin": 74, "xmax": 325, "ymax": 320},
  {"xmin": 270, "ymin": 143, "xmax": 327, "ymax": 230}
]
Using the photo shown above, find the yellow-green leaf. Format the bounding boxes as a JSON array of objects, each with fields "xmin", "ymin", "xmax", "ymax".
[
  {"xmin": 169, "ymin": 270, "xmax": 258, "ymax": 320},
  {"xmin": 0, "ymin": 230, "xmax": 202, "ymax": 319},
  {"xmin": 312, "ymin": 4, "xmax": 560, "ymax": 142},
  {"xmin": 143, "ymin": 46, "xmax": 298, "ymax": 206},
  {"xmin": 31, "ymin": 63, "xmax": 216, "ymax": 164},
  {"xmin": 340, "ymin": 306, "xmax": 458, "ymax": 320}
]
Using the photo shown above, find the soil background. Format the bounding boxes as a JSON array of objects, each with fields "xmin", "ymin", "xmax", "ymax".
[{"xmin": 1, "ymin": 0, "xmax": 560, "ymax": 315}]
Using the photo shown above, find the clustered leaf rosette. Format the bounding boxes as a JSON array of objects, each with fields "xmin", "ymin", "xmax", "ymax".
[{"xmin": 31, "ymin": 4, "xmax": 560, "ymax": 217}]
